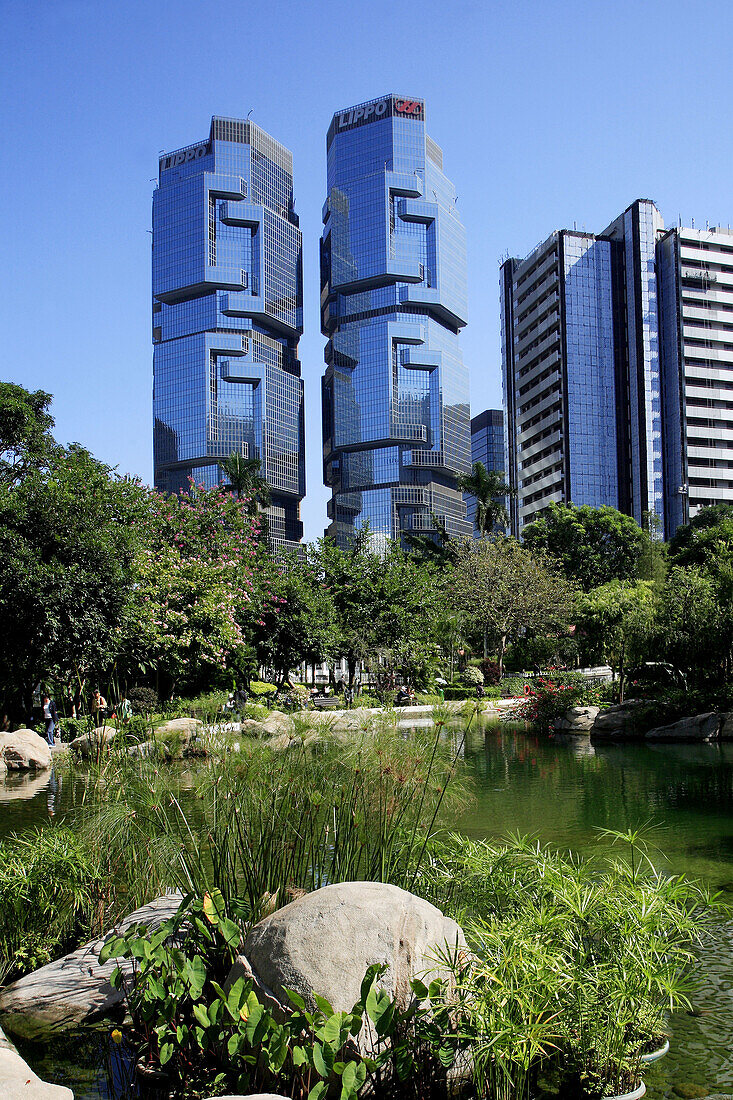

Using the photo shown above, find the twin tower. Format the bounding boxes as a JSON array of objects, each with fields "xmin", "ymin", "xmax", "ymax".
[{"xmin": 152, "ymin": 96, "xmax": 472, "ymax": 550}]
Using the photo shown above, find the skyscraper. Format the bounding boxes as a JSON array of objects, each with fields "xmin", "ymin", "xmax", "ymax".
[
  {"xmin": 501, "ymin": 200, "xmax": 664, "ymax": 535},
  {"xmin": 153, "ymin": 116, "xmax": 305, "ymax": 548},
  {"xmin": 465, "ymin": 409, "xmax": 506, "ymax": 534},
  {"xmin": 657, "ymin": 225, "xmax": 733, "ymax": 533},
  {"xmin": 321, "ymin": 94, "xmax": 472, "ymax": 549}
]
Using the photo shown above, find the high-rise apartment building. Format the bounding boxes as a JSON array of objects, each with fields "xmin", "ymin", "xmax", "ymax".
[
  {"xmin": 465, "ymin": 409, "xmax": 505, "ymax": 533},
  {"xmin": 502, "ymin": 200, "xmax": 670, "ymax": 536},
  {"xmin": 657, "ymin": 225, "xmax": 733, "ymax": 533},
  {"xmin": 152, "ymin": 116, "xmax": 305, "ymax": 547},
  {"xmin": 320, "ymin": 94, "xmax": 472, "ymax": 548}
]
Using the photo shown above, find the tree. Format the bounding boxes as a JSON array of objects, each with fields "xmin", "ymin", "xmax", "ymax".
[
  {"xmin": 250, "ymin": 553, "xmax": 338, "ymax": 686},
  {"xmin": 121, "ymin": 480, "xmax": 272, "ymax": 697},
  {"xmin": 668, "ymin": 505, "xmax": 733, "ymax": 570},
  {"xmin": 404, "ymin": 516, "xmax": 457, "ymax": 568},
  {"xmin": 0, "ymin": 446, "xmax": 146, "ymax": 718},
  {"xmin": 457, "ymin": 462, "xmax": 511, "ymax": 536},
  {"xmin": 655, "ymin": 565, "xmax": 733, "ymax": 686},
  {"xmin": 0, "ymin": 383, "xmax": 59, "ymax": 486},
  {"xmin": 310, "ymin": 532, "xmax": 443, "ymax": 688},
  {"xmin": 220, "ymin": 453, "xmax": 271, "ymax": 514},
  {"xmin": 577, "ymin": 580, "xmax": 655, "ymax": 701},
  {"xmin": 450, "ymin": 537, "xmax": 577, "ymax": 675},
  {"xmin": 522, "ymin": 503, "xmax": 646, "ymax": 591}
]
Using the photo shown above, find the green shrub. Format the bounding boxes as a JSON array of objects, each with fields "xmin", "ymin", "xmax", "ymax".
[
  {"xmin": 248, "ymin": 680, "xmax": 278, "ymax": 701},
  {"xmin": 127, "ymin": 686, "xmax": 159, "ymax": 717},
  {"xmin": 0, "ymin": 827, "xmax": 104, "ymax": 985},
  {"xmin": 463, "ymin": 666, "xmax": 484, "ymax": 686}
]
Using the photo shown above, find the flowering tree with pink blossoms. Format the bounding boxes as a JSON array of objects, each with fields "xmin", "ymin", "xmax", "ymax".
[{"xmin": 120, "ymin": 480, "xmax": 278, "ymax": 697}]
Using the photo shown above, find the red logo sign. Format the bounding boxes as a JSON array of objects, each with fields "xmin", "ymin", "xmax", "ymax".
[{"xmin": 394, "ymin": 100, "xmax": 422, "ymax": 116}]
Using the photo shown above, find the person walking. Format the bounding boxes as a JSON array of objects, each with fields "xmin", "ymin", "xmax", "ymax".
[{"xmin": 41, "ymin": 693, "xmax": 59, "ymax": 747}]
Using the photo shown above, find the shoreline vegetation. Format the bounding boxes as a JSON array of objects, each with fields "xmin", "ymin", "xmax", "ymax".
[{"xmin": 0, "ymin": 709, "xmax": 727, "ymax": 1100}]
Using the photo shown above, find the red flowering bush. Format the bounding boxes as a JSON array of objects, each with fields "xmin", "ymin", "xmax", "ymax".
[{"xmin": 507, "ymin": 676, "xmax": 606, "ymax": 735}]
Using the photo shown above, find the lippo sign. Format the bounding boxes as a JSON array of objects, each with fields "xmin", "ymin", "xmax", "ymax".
[
  {"xmin": 332, "ymin": 96, "xmax": 424, "ymax": 137},
  {"xmin": 159, "ymin": 142, "xmax": 211, "ymax": 172}
]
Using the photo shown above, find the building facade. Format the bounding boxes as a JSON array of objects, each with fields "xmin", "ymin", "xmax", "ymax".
[
  {"xmin": 465, "ymin": 408, "xmax": 506, "ymax": 533},
  {"xmin": 657, "ymin": 225, "xmax": 733, "ymax": 533},
  {"xmin": 501, "ymin": 200, "xmax": 671, "ymax": 535},
  {"xmin": 152, "ymin": 116, "xmax": 305, "ymax": 547},
  {"xmin": 320, "ymin": 94, "xmax": 472, "ymax": 549}
]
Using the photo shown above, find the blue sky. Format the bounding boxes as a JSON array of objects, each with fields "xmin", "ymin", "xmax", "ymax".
[{"xmin": 2, "ymin": 0, "xmax": 733, "ymax": 540}]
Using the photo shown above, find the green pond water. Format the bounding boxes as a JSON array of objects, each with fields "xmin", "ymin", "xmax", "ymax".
[{"xmin": 2, "ymin": 717, "xmax": 733, "ymax": 1099}]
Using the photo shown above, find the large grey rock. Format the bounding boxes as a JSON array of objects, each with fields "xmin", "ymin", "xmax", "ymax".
[
  {"xmin": 69, "ymin": 726, "xmax": 118, "ymax": 759},
  {"xmin": 0, "ymin": 1024, "xmax": 73, "ymax": 1098},
  {"xmin": 646, "ymin": 712, "xmax": 722, "ymax": 741},
  {"xmin": 0, "ymin": 730, "xmax": 52, "ymax": 771},
  {"xmin": 242, "ymin": 881, "xmax": 465, "ymax": 1030},
  {"xmin": 153, "ymin": 717, "xmax": 204, "ymax": 758},
  {"xmin": 553, "ymin": 705, "xmax": 600, "ymax": 733},
  {"xmin": 718, "ymin": 713, "xmax": 733, "ymax": 740},
  {"xmin": 0, "ymin": 892, "xmax": 183, "ymax": 1040},
  {"xmin": 591, "ymin": 702, "xmax": 645, "ymax": 740}
]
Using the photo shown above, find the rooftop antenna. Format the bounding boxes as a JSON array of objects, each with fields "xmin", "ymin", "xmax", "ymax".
[{"xmin": 246, "ymin": 109, "xmax": 253, "ymax": 120}]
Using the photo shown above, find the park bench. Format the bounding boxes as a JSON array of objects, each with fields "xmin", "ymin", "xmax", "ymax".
[{"xmin": 312, "ymin": 696, "xmax": 342, "ymax": 710}]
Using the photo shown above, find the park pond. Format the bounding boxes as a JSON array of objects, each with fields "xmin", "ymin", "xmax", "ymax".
[{"xmin": 2, "ymin": 713, "xmax": 733, "ymax": 1099}]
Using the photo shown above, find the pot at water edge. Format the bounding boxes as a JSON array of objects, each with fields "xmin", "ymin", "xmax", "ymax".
[
  {"xmin": 640, "ymin": 1038, "xmax": 670, "ymax": 1064},
  {"xmin": 604, "ymin": 1081, "xmax": 646, "ymax": 1100},
  {"xmin": 136, "ymin": 1059, "xmax": 171, "ymax": 1100}
]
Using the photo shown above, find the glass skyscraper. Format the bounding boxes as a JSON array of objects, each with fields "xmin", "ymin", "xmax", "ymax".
[
  {"xmin": 321, "ymin": 94, "xmax": 472, "ymax": 548},
  {"xmin": 501, "ymin": 199, "xmax": 665, "ymax": 535},
  {"xmin": 153, "ymin": 116, "xmax": 305, "ymax": 547}
]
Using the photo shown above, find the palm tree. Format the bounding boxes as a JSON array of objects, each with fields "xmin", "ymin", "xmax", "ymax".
[
  {"xmin": 221, "ymin": 453, "xmax": 271, "ymax": 515},
  {"xmin": 457, "ymin": 462, "xmax": 512, "ymax": 537}
]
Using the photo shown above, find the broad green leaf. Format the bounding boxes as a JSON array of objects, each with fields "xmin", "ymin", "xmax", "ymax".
[
  {"xmin": 284, "ymin": 987, "xmax": 307, "ymax": 1011},
  {"xmin": 313, "ymin": 1041, "xmax": 334, "ymax": 1077},
  {"xmin": 319, "ymin": 1011, "xmax": 348, "ymax": 1046},
  {"xmin": 313, "ymin": 992, "xmax": 335, "ymax": 1017},
  {"xmin": 158, "ymin": 1041, "xmax": 174, "ymax": 1066},
  {"xmin": 219, "ymin": 916, "xmax": 242, "ymax": 949},
  {"xmin": 192, "ymin": 1003, "xmax": 209, "ymax": 1029},
  {"xmin": 308, "ymin": 1083, "xmax": 327, "ymax": 1100},
  {"xmin": 292, "ymin": 1045, "xmax": 307, "ymax": 1067},
  {"xmin": 410, "ymin": 978, "xmax": 429, "ymax": 1000}
]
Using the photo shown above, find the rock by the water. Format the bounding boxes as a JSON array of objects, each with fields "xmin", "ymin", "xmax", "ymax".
[
  {"xmin": 0, "ymin": 1023, "xmax": 73, "ymax": 1098},
  {"xmin": 646, "ymin": 712, "xmax": 722, "ymax": 741},
  {"xmin": 0, "ymin": 730, "xmax": 52, "ymax": 771},
  {"xmin": 69, "ymin": 726, "xmax": 118, "ymax": 759},
  {"xmin": 241, "ymin": 881, "xmax": 465, "ymax": 1048},
  {"xmin": 0, "ymin": 893, "xmax": 183, "ymax": 1041},
  {"xmin": 553, "ymin": 706, "xmax": 599, "ymax": 733},
  {"xmin": 153, "ymin": 717, "xmax": 203, "ymax": 757},
  {"xmin": 591, "ymin": 702, "xmax": 645, "ymax": 740},
  {"xmin": 717, "ymin": 713, "xmax": 733, "ymax": 740}
]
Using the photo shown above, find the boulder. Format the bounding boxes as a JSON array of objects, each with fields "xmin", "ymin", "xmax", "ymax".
[
  {"xmin": 0, "ymin": 1024, "xmax": 73, "ymax": 1098},
  {"xmin": 718, "ymin": 713, "xmax": 733, "ymax": 740},
  {"xmin": 552, "ymin": 705, "xmax": 600, "ymax": 733},
  {"xmin": 646, "ymin": 712, "xmax": 722, "ymax": 741},
  {"xmin": 0, "ymin": 892, "xmax": 183, "ymax": 1041},
  {"xmin": 69, "ymin": 726, "xmax": 118, "ymax": 759},
  {"xmin": 0, "ymin": 730, "xmax": 52, "ymax": 771},
  {"xmin": 153, "ymin": 717, "xmax": 203, "ymax": 758},
  {"xmin": 591, "ymin": 702, "xmax": 646, "ymax": 741},
  {"xmin": 240, "ymin": 881, "xmax": 465, "ymax": 1050}
]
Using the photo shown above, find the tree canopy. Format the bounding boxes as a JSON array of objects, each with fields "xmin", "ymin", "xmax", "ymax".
[
  {"xmin": 522, "ymin": 503, "xmax": 647, "ymax": 591},
  {"xmin": 457, "ymin": 462, "xmax": 511, "ymax": 536},
  {"xmin": 450, "ymin": 536, "xmax": 577, "ymax": 675}
]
